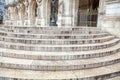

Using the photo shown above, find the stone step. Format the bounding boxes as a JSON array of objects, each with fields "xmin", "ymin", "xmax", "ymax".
[
  {"xmin": 0, "ymin": 53, "xmax": 120, "ymax": 71},
  {"xmin": 0, "ymin": 31, "xmax": 110, "ymax": 39},
  {"xmin": 0, "ymin": 29, "xmax": 101, "ymax": 34},
  {"xmin": 107, "ymin": 76, "xmax": 120, "ymax": 80},
  {"xmin": 0, "ymin": 63, "xmax": 119, "ymax": 80},
  {"xmin": 0, "ymin": 26, "xmax": 102, "ymax": 34},
  {"xmin": 0, "ymin": 29, "xmax": 102, "ymax": 35},
  {"xmin": 0, "ymin": 43, "xmax": 120, "ymax": 60},
  {"xmin": 0, "ymin": 35, "xmax": 115, "ymax": 45},
  {"xmin": 2, "ymin": 26, "xmax": 101, "ymax": 30},
  {"xmin": 0, "ymin": 39, "xmax": 119, "ymax": 52},
  {"xmin": 0, "ymin": 52, "xmax": 120, "ymax": 71}
]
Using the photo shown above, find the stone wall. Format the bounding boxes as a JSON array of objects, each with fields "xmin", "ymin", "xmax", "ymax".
[
  {"xmin": 97, "ymin": 0, "xmax": 120, "ymax": 38},
  {"xmin": 4, "ymin": 0, "xmax": 80, "ymax": 27}
]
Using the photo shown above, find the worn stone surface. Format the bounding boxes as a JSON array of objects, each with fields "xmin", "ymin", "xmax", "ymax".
[
  {"xmin": 0, "ymin": 26, "xmax": 120, "ymax": 80},
  {"xmin": 2, "ymin": 0, "xmax": 120, "ymax": 80}
]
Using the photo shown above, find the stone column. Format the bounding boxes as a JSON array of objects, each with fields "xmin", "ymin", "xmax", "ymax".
[
  {"xmin": 57, "ymin": 0, "xmax": 78, "ymax": 27},
  {"xmin": 44, "ymin": 0, "xmax": 51, "ymax": 26},
  {"xmin": 25, "ymin": 0, "xmax": 33, "ymax": 26},
  {"xmin": 16, "ymin": 4, "xmax": 23, "ymax": 26},
  {"xmin": 97, "ymin": 0, "xmax": 106, "ymax": 27},
  {"xmin": 98, "ymin": 0, "xmax": 120, "ymax": 37},
  {"xmin": 35, "ymin": 0, "xmax": 46, "ymax": 26},
  {"xmin": 8, "ymin": 7, "xmax": 14, "ymax": 26},
  {"xmin": 12, "ymin": 7, "xmax": 18, "ymax": 26},
  {"xmin": 3, "ymin": 9, "xmax": 7, "ymax": 24},
  {"xmin": 16, "ymin": 4, "xmax": 20, "ymax": 20},
  {"xmin": 24, "ymin": 0, "xmax": 29, "ymax": 26},
  {"xmin": 71, "ymin": 0, "xmax": 79, "ymax": 26},
  {"xmin": 6, "ymin": 8, "xmax": 10, "ymax": 25}
]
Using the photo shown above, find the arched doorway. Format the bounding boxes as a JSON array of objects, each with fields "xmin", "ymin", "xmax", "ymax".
[
  {"xmin": 30, "ymin": 0, "xmax": 37, "ymax": 25},
  {"xmin": 78, "ymin": 0, "xmax": 99, "ymax": 27}
]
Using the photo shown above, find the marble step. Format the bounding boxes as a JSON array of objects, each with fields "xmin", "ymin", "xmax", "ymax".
[
  {"xmin": 0, "ymin": 43, "xmax": 120, "ymax": 60},
  {"xmin": 0, "ymin": 29, "xmax": 108, "ymax": 36},
  {"xmin": 0, "ymin": 63, "xmax": 119, "ymax": 80},
  {"xmin": 0, "ymin": 39, "xmax": 119, "ymax": 52},
  {"xmin": 0, "ymin": 52, "xmax": 120, "ymax": 71},
  {"xmin": 0, "ymin": 27, "xmax": 102, "ymax": 34},
  {"xmin": 0, "ymin": 35, "xmax": 115, "ymax": 45},
  {"xmin": 2, "ymin": 26, "xmax": 101, "ymax": 30},
  {"xmin": 107, "ymin": 76, "xmax": 120, "ymax": 80},
  {"xmin": 0, "ymin": 31, "xmax": 111, "ymax": 39},
  {"xmin": 0, "ymin": 29, "xmax": 102, "ymax": 35}
]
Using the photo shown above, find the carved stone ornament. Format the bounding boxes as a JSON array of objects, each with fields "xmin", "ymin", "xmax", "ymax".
[
  {"xmin": 24, "ymin": 0, "xmax": 29, "ymax": 7},
  {"xmin": 36, "ymin": 0, "xmax": 42, "ymax": 18},
  {"xmin": 36, "ymin": 0, "xmax": 42, "ymax": 5}
]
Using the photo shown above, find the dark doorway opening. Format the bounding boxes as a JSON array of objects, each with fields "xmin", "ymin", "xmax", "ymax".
[
  {"xmin": 50, "ymin": 0, "xmax": 59, "ymax": 26},
  {"xmin": 78, "ymin": 0, "xmax": 99, "ymax": 27}
]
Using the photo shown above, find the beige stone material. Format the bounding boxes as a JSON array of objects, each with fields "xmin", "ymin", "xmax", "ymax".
[{"xmin": 2, "ymin": 0, "xmax": 120, "ymax": 79}]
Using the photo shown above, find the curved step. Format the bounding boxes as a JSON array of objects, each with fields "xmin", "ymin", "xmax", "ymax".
[
  {"xmin": 0, "ymin": 43, "xmax": 120, "ymax": 60},
  {"xmin": 0, "ymin": 27, "xmax": 102, "ymax": 34},
  {"xmin": 0, "ymin": 29, "xmax": 102, "ymax": 34},
  {"xmin": 0, "ymin": 63, "xmax": 119, "ymax": 80},
  {"xmin": 1, "ymin": 26, "xmax": 101, "ymax": 31},
  {"xmin": 0, "ymin": 35, "xmax": 115, "ymax": 45},
  {"xmin": 0, "ymin": 31, "xmax": 111, "ymax": 39},
  {"xmin": 0, "ymin": 52, "xmax": 120, "ymax": 71},
  {"xmin": 0, "ymin": 39, "xmax": 119, "ymax": 52},
  {"xmin": 107, "ymin": 76, "xmax": 120, "ymax": 80}
]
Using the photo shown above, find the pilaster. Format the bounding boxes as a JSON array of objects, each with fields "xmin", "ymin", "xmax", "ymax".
[
  {"xmin": 57, "ymin": 0, "xmax": 79, "ymax": 27},
  {"xmin": 35, "ymin": 0, "xmax": 46, "ymax": 26}
]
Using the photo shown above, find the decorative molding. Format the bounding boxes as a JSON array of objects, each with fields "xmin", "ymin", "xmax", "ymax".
[{"xmin": 106, "ymin": 0, "xmax": 120, "ymax": 4}]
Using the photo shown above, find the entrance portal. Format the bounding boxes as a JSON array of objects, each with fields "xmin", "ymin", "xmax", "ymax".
[
  {"xmin": 50, "ymin": 0, "xmax": 59, "ymax": 26},
  {"xmin": 78, "ymin": 0, "xmax": 99, "ymax": 27}
]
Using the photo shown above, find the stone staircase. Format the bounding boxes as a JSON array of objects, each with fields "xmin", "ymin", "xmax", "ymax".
[{"xmin": 0, "ymin": 26, "xmax": 120, "ymax": 80}]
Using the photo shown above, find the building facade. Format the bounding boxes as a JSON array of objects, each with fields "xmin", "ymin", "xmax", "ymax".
[
  {"xmin": 4, "ymin": 0, "xmax": 99, "ymax": 26},
  {"xmin": 3, "ymin": 0, "xmax": 120, "ymax": 37},
  {"xmin": 0, "ymin": 0, "xmax": 120, "ymax": 80},
  {"xmin": 0, "ymin": 0, "xmax": 5, "ymax": 23}
]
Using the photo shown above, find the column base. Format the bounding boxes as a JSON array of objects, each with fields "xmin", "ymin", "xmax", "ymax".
[
  {"xmin": 4, "ymin": 20, "xmax": 17, "ymax": 26},
  {"xmin": 50, "ymin": 22, "xmax": 57, "ymax": 26},
  {"xmin": 35, "ymin": 18, "xmax": 45, "ymax": 27},
  {"xmin": 23, "ymin": 20, "xmax": 35, "ymax": 27},
  {"xmin": 24, "ymin": 20, "xmax": 30, "ymax": 26},
  {"xmin": 17, "ymin": 20, "xmax": 24, "ymax": 26},
  {"xmin": 57, "ymin": 16, "xmax": 73, "ymax": 27}
]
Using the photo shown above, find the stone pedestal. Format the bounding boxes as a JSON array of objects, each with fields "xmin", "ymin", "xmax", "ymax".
[
  {"xmin": 36, "ymin": 18, "xmax": 45, "ymax": 27},
  {"xmin": 24, "ymin": 20, "xmax": 36, "ymax": 27},
  {"xmin": 24, "ymin": 20, "xmax": 29, "ymax": 26},
  {"xmin": 17, "ymin": 20, "xmax": 24, "ymax": 26},
  {"xmin": 57, "ymin": 15, "xmax": 72, "ymax": 26}
]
